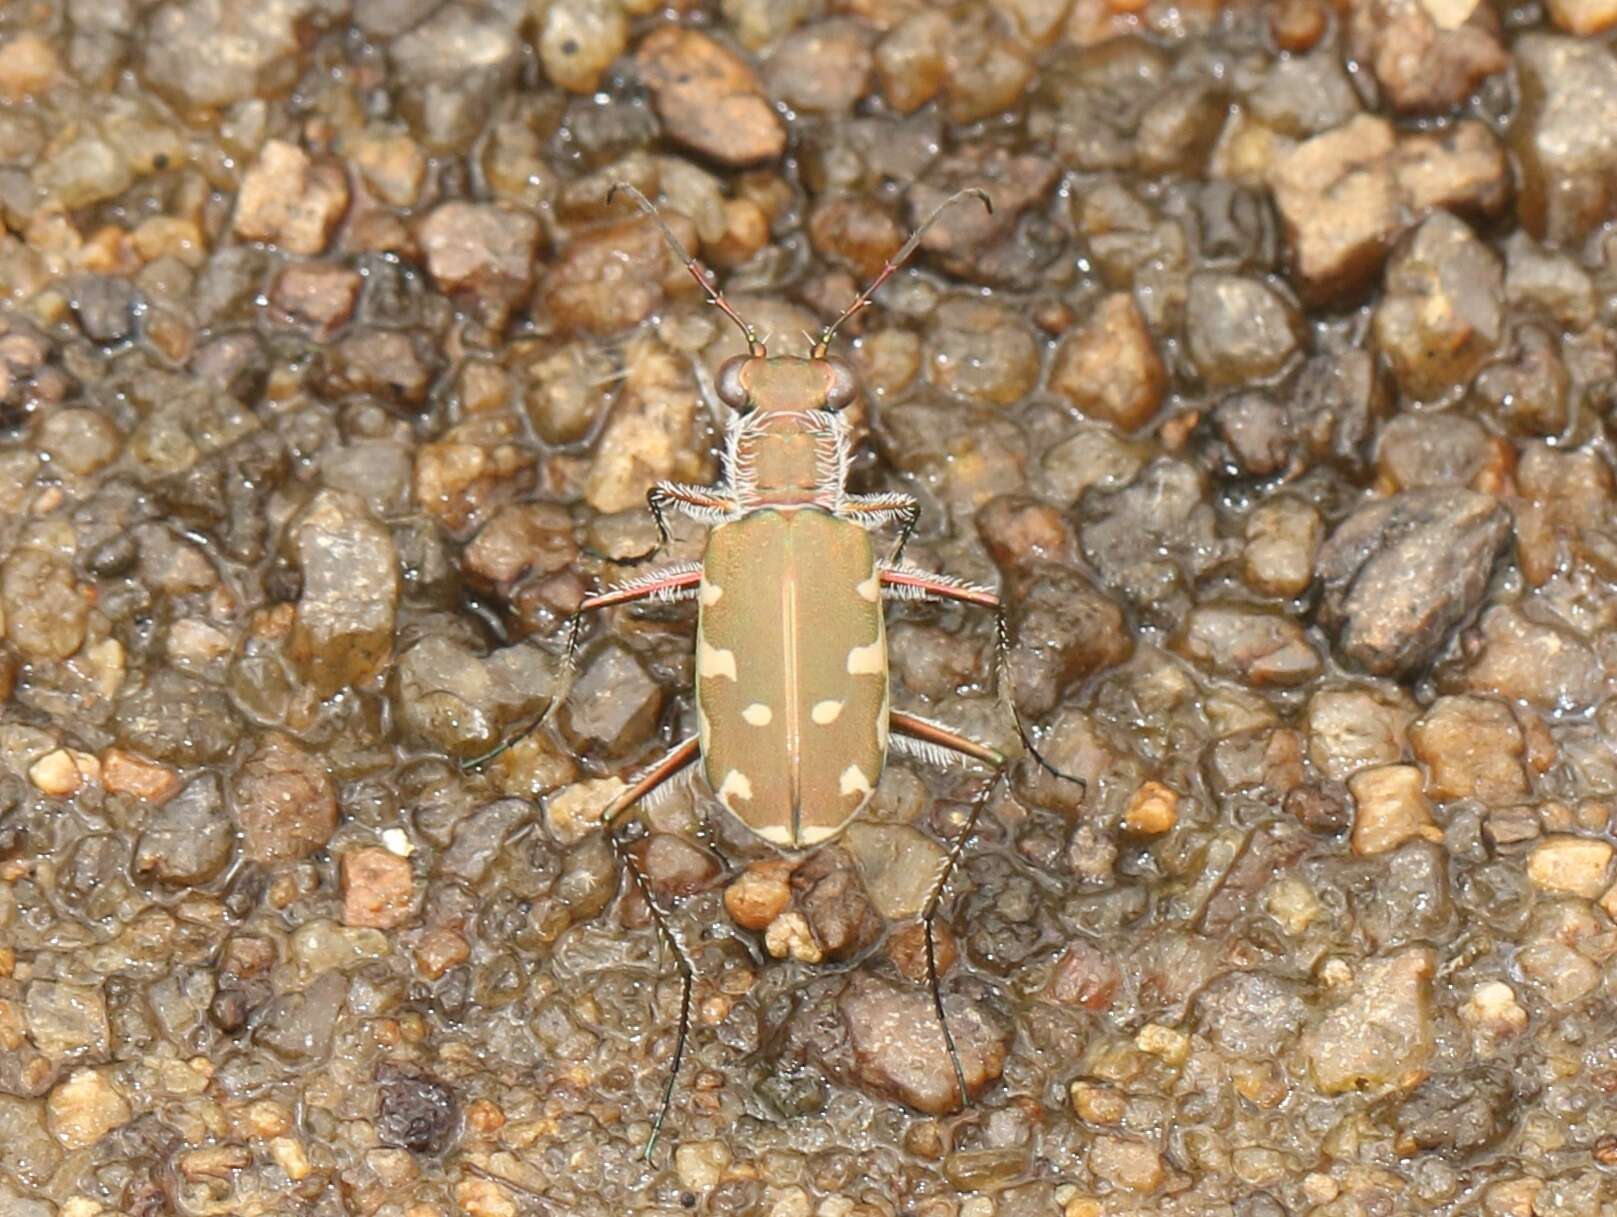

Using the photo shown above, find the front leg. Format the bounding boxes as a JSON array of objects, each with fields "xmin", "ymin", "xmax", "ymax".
[
  {"xmin": 841, "ymin": 492, "xmax": 921, "ymax": 562},
  {"xmin": 612, "ymin": 483, "xmax": 737, "ymax": 566}
]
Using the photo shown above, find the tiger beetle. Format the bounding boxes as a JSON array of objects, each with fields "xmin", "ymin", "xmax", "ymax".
[{"xmin": 474, "ymin": 183, "xmax": 1081, "ymax": 1160}]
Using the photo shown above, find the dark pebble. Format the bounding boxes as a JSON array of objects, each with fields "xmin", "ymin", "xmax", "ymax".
[
  {"xmin": 375, "ymin": 1067, "xmax": 459, "ymax": 1155},
  {"xmin": 1315, "ymin": 488, "xmax": 1512, "ymax": 676}
]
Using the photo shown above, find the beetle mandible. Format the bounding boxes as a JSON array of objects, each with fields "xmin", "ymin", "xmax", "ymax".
[{"xmin": 487, "ymin": 184, "xmax": 1081, "ymax": 1157}]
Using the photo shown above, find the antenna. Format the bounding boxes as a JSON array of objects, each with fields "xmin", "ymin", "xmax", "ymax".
[
  {"xmin": 811, "ymin": 188, "xmax": 993, "ymax": 358},
  {"xmin": 608, "ymin": 182, "xmax": 767, "ymax": 357}
]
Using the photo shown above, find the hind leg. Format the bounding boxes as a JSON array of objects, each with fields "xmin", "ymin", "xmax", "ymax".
[
  {"xmin": 887, "ymin": 712, "xmax": 1008, "ymax": 1108},
  {"xmin": 600, "ymin": 736, "xmax": 703, "ymax": 1161}
]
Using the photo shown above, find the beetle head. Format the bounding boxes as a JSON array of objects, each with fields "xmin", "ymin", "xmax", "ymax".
[{"xmin": 716, "ymin": 354, "xmax": 858, "ymax": 415}]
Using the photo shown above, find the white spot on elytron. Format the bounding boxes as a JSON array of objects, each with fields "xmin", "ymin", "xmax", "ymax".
[
  {"xmin": 799, "ymin": 824, "xmax": 838, "ymax": 846},
  {"xmin": 718, "ymin": 769, "xmax": 753, "ymax": 808},
  {"xmin": 742, "ymin": 702, "xmax": 773, "ymax": 726},
  {"xmin": 846, "ymin": 640, "xmax": 883, "ymax": 675},
  {"xmin": 856, "ymin": 573, "xmax": 880, "ymax": 602},
  {"xmin": 700, "ymin": 582, "xmax": 723, "ymax": 606},
  {"xmin": 697, "ymin": 635, "xmax": 738, "ymax": 680},
  {"xmin": 697, "ymin": 704, "xmax": 712, "ymax": 755},
  {"xmin": 756, "ymin": 823, "xmax": 792, "ymax": 846},
  {"xmin": 812, "ymin": 699, "xmax": 843, "ymax": 725},
  {"xmin": 839, "ymin": 764, "xmax": 873, "ymax": 798}
]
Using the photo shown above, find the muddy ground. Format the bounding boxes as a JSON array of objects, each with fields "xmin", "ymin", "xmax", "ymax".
[{"xmin": 3, "ymin": 0, "xmax": 1617, "ymax": 1214}]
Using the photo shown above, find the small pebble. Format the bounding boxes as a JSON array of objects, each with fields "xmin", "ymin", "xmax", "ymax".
[
  {"xmin": 45, "ymin": 1069, "xmax": 130, "ymax": 1149},
  {"xmin": 1134, "ymin": 1023, "xmax": 1190, "ymax": 1067},
  {"xmin": 270, "ymin": 1135, "xmax": 312, "ymax": 1181},
  {"xmin": 1459, "ymin": 980, "xmax": 1528, "ymax": 1041},
  {"xmin": 540, "ymin": 0, "xmax": 629, "ymax": 94},
  {"xmin": 1348, "ymin": 0, "xmax": 1507, "ymax": 115},
  {"xmin": 635, "ymin": 27, "xmax": 785, "ymax": 167},
  {"xmin": 417, "ymin": 202, "xmax": 542, "ymax": 327},
  {"xmin": 1525, "ymin": 836, "xmax": 1614, "ymax": 899},
  {"xmin": 26, "ymin": 980, "xmax": 110, "ymax": 1059},
  {"xmin": 341, "ymin": 848, "xmax": 416, "ymax": 929},
  {"xmin": 1545, "ymin": 0, "xmax": 1617, "ymax": 33},
  {"xmin": 887, "ymin": 921, "xmax": 956, "ymax": 985},
  {"xmin": 232, "ymin": 733, "xmax": 339, "ymax": 864},
  {"xmin": 1302, "ymin": 948, "xmax": 1435, "ymax": 1093},
  {"xmin": 1184, "ymin": 274, "xmax": 1301, "ymax": 387},
  {"xmin": 724, "ymin": 859, "xmax": 794, "ymax": 931},
  {"xmin": 1408, "ymin": 696, "xmax": 1528, "ymax": 806},
  {"xmin": 838, "ymin": 975, "xmax": 1007, "ymax": 1115},
  {"xmin": 544, "ymin": 779, "xmax": 622, "ymax": 847},
  {"xmin": 1071, "ymin": 1082, "xmax": 1126, "ymax": 1125},
  {"xmin": 457, "ymin": 1178, "xmax": 518, "ymax": 1217},
  {"xmin": 1242, "ymin": 498, "xmax": 1323, "ymax": 598},
  {"xmin": 1349, "ymin": 764, "xmax": 1438, "ymax": 856},
  {"xmin": 1123, "ymin": 781, "xmax": 1179, "ymax": 836},
  {"xmin": 674, "ymin": 1139, "xmax": 731, "ymax": 1192},
  {"xmin": 0, "ymin": 32, "xmax": 59, "ymax": 101},
  {"xmin": 271, "ymin": 263, "xmax": 363, "ymax": 337},
  {"xmin": 764, "ymin": 910, "xmax": 823, "ymax": 964},
  {"xmin": 415, "ymin": 929, "xmax": 471, "ymax": 981},
  {"xmin": 233, "ymin": 140, "xmax": 350, "ymax": 256},
  {"xmin": 29, "ymin": 749, "xmax": 99, "ymax": 798},
  {"xmin": 1048, "ymin": 293, "xmax": 1165, "ymax": 432},
  {"xmin": 1517, "ymin": 939, "xmax": 1601, "ymax": 1006},
  {"xmin": 1044, "ymin": 940, "xmax": 1121, "ymax": 1011},
  {"xmin": 1088, "ymin": 1135, "xmax": 1165, "ymax": 1193},
  {"xmin": 133, "ymin": 774, "xmax": 234, "ymax": 887}
]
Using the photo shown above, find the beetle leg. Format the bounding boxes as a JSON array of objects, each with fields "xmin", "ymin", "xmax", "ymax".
[
  {"xmin": 987, "ymin": 609, "xmax": 1089, "ymax": 791},
  {"xmin": 880, "ymin": 567, "xmax": 1085, "ymax": 791},
  {"xmin": 599, "ymin": 734, "xmax": 703, "ymax": 828},
  {"xmin": 611, "ymin": 821, "xmax": 696, "ymax": 1164},
  {"xmin": 459, "ymin": 567, "xmax": 702, "ymax": 770},
  {"xmin": 609, "ymin": 483, "xmax": 737, "ymax": 565},
  {"xmin": 885, "ymin": 713, "xmax": 1022, "ymax": 1108},
  {"xmin": 889, "ymin": 709, "xmax": 1004, "ymax": 769},
  {"xmin": 924, "ymin": 773, "xmax": 1004, "ymax": 1108},
  {"xmin": 576, "ymin": 562, "xmax": 704, "ymax": 617},
  {"xmin": 879, "ymin": 563, "xmax": 997, "ymax": 609},
  {"xmin": 597, "ymin": 734, "xmax": 703, "ymax": 1160},
  {"xmin": 841, "ymin": 493, "xmax": 921, "ymax": 562}
]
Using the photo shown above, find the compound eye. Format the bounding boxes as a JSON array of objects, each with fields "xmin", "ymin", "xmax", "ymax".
[
  {"xmin": 823, "ymin": 358, "xmax": 858, "ymax": 411},
  {"xmin": 716, "ymin": 355, "xmax": 751, "ymax": 411}
]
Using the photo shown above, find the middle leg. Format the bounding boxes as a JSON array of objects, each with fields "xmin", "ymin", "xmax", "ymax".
[
  {"xmin": 880, "ymin": 565, "xmax": 1083, "ymax": 788},
  {"xmin": 460, "ymin": 563, "xmax": 703, "ymax": 769},
  {"xmin": 608, "ymin": 482, "xmax": 737, "ymax": 566}
]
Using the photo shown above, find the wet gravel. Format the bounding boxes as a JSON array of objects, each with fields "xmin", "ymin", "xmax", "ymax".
[{"xmin": 4, "ymin": 1, "xmax": 1617, "ymax": 1214}]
